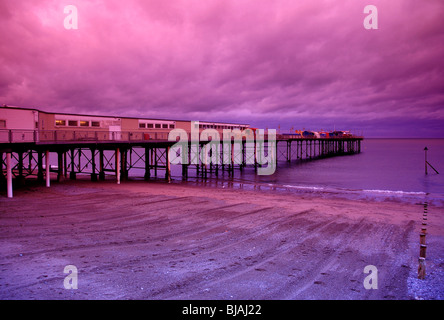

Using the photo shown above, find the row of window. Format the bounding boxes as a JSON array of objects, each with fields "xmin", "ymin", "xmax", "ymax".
[
  {"xmin": 55, "ymin": 120, "xmax": 101, "ymax": 127},
  {"xmin": 198, "ymin": 124, "xmax": 248, "ymax": 130},
  {"xmin": 0, "ymin": 120, "xmax": 39, "ymax": 129},
  {"xmin": 53, "ymin": 119, "xmax": 247, "ymax": 131},
  {"xmin": 139, "ymin": 123, "xmax": 175, "ymax": 129}
]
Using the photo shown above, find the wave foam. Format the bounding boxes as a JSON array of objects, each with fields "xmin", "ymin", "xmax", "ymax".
[{"xmin": 363, "ymin": 189, "xmax": 426, "ymax": 195}]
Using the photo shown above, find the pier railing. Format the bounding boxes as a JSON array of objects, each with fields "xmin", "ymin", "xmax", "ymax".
[
  {"xmin": 0, "ymin": 129, "xmax": 171, "ymax": 143},
  {"xmin": 0, "ymin": 129, "xmax": 363, "ymax": 144}
]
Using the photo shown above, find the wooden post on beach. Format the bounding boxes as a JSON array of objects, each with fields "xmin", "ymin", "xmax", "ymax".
[
  {"xmin": 420, "ymin": 244, "xmax": 427, "ymax": 258},
  {"xmin": 424, "ymin": 147, "xmax": 428, "ymax": 175},
  {"xmin": 418, "ymin": 257, "xmax": 426, "ymax": 280},
  {"xmin": 423, "ymin": 148, "xmax": 439, "ymax": 175},
  {"xmin": 420, "ymin": 233, "xmax": 426, "ymax": 245},
  {"xmin": 418, "ymin": 201, "xmax": 428, "ymax": 279}
]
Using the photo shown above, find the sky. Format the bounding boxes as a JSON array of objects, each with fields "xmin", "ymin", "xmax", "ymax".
[{"xmin": 1, "ymin": 0, "xmax": 443, "ymax": 137}]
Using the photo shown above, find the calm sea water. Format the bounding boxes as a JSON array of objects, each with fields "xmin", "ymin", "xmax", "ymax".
[
  {"xmin": 174, "ymin": 139, "xmax": 444, "ymax": 205},
  {"xmin": 58, "ymin": 138, "xmax": 442, "ymax": 205}
]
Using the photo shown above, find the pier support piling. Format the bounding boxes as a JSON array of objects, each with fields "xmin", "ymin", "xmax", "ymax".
[
  {"xmin": 17, "ymin": 152, "xmax": 25, "ymax": 186},
  {"xmin": 91, "ymin": 148, "xmax": 97, "ymax": 181},
  {"xmin": 144, "ymin": 147, "xmax": 150, "ymax": 181},
  {"xmin": 70, "ymin": 149, "xmax": 76, "ymax": 180},
  {"xmin": 57, "ymin": 151, "xmax": 64, "ymax": 182},
  {"xmin": 166, "ymin": 146, "xmax": 171, "ymax": 182},
  {"xmin": 99, "ymin": 149, "xmax": 105, "ymax": 181},
  {"xmin": 116, "ymin": 148, "xmax": 121, "ymax": 185},
  {"xmin": 45, "ymin": 150, "xmax": 50, "ymax": 187},
  {"xmin": 0, "ymin": 152, "xmax": 4, "ymax": 183},
  {"xmin": 37, "ymin": 151, "xmax": 44, "ymax": 182},
  {"xmin": 6, "ymin": 152, "xmax": 13, "ymax": 198},
  {"xmin": 64, "ymin": 151, "xmax": 68, "ymax": 179}
]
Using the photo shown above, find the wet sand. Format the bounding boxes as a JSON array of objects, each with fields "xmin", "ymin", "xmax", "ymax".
[{"xmin": 0, "ymin": 179, "xmax": 443, "ymax": 300}]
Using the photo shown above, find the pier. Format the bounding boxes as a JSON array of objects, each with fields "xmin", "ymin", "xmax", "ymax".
[
  {"xmin": 0, "ymin": 105, "xmax": 363, "ymax": 198},
  {"xmin": 0, "ymin": 128, "xmax": 362, "ymax": 198}
]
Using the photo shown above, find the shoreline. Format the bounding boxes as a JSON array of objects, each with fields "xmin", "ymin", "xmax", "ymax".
[
  {"xmin": 178, "ymin": 177, "xmax": 441, "ymax": 207},
  {"xmin": 1, "ymin": 179, "xmax": 443, "ymax": 299}
]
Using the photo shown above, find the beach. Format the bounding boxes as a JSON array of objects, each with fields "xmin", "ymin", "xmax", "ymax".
[{"xmin": 0, "ymin": 179, "xmax": 443, "ymax": 300}]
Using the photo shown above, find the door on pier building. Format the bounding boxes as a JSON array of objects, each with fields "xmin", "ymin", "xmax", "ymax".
[{"xmin": 109, "ymin": 126, "xmax": 121, "ymax": 141}]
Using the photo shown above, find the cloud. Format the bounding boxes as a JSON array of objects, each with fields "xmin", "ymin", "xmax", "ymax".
[{"xmin": 0, "ymin": 0, "xmax": 443, "ymax": 137}]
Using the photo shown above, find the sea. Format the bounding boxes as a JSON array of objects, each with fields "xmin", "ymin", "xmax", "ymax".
[
  {"xmin": 168, "ymin": 138, "xmax": 444, "ymax": 206},
  {"xmin": 43, "ymin": 138, "xmax": 444, "ymax": 206}
]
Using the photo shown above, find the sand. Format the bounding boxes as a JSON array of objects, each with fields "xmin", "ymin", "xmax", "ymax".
[{"xmin": 0, "ymin": 179, "xmax": 443, "ymax": 300}]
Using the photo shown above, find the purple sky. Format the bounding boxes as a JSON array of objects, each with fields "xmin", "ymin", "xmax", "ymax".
[{"xmin": 1, "ymin": 0, "xmax": 443, "ymax": 137}]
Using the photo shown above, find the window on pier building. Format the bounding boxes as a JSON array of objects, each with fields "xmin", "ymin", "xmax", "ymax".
[
  {"xmin": 91, "ymin": 121, "xmax": 100, "ymax": 127},
  {"xmin": 139, "ymin": 123, "xmax": 146, "ymax": 128},
  {"xmin": 55, "ymin": 120, "xmax": 66, "ymax": 126},
  {"xmin": 80, "ymin": 121, "xmax": 90, "ymax": 127},
  {"xmin": 155, "ymin": 124, "xmax": 161, "ymax": 129},
  {"xmin": 68, "ymin": 120, "xmax": 78, "ymax": 127},
  {"xmin": 162, "ymin": 124, "xmax": 168, "ymax": 129}
]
